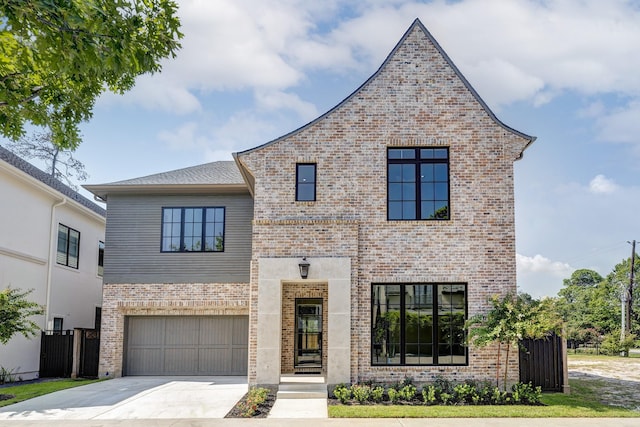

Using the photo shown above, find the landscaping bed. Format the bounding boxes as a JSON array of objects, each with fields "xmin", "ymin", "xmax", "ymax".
[{"xmin": 225, "ymin": 385, "xmax": 277, "ymax": 418}]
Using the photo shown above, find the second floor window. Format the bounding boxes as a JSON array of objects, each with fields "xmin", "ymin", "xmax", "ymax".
[
  {"xmin": 296, "ymin": 163, "xmax": 316, "ymax": 201},
  {"xmin": 97, "ymin": 241, "xmax": 105, "ymax": 277},
  {"xmin": 161, "ymin": 207, "xmax": 225, "ymax": 252},
  {"xmin": 387, "ymin": 147, "xmax": 449, "ymax": 220},
  {"xmin": 57, "ymin": 224, "xmax": 80, "ymax": 268}
]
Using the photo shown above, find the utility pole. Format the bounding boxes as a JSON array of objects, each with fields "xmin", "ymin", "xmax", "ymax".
[{"xmin": 628, "ymin": 240, "xmax": 636, "ymax": 334}]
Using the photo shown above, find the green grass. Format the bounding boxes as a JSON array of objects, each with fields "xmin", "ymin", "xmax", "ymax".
[
  {"xmin": 328, "ymin": 379, "xmax": 640, "ymax": 418},
  {"xmin": 0, "ymin": 378, "xmax": 101, "ymax": 408}
]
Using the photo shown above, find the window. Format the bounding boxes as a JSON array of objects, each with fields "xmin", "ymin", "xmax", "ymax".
[
  {"xmin": 296, "ymin": 163, "xmax": 316, "ymax": 201},
  {"xmin": 371, "ymin": 283, "xmax": 466, "ymax": 366},
  {"xmin": 97, "ymin": 241, "xmax": 105, "ymax": 277},
  {"xmin": 53, "ymin": 317, "xmax": 64, "ymax": 334},
  {"xmin": 57, "ymin": 224, "xmax": 80, "ymax": 268},
  {"xmin": 161, "ymin": 207, "xmax": 225, "ymax": 252},
  {"xmin": 387, "ymin": 147, "xmax": 449, "ymax": 220}
]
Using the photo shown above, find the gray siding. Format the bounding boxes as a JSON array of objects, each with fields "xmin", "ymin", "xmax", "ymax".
[{"xmin": 104, "ymin": 193, "xmax": 252, "ymax": 283}]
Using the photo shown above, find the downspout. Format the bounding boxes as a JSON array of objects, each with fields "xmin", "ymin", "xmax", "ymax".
[{"xmin": 45, "ymin": 198, "xmax": 66, "ymax": 330}]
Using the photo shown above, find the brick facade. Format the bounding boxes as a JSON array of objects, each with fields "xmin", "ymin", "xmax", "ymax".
[{"xmin": 236, "ymin": 20, "xmax": 532, "ymax": 387}]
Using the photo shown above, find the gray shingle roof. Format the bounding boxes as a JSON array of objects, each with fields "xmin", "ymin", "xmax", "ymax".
[
  {"xmin": 96, "ymin": 161, "xmax": 244, "ymax": 186},
  {"xmin": 0, "ymin": 145, "xmax": 106, "ymax": 217}
]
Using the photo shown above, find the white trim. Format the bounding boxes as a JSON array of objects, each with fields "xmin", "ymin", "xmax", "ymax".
[{"xmin": 0, "ymin": 246, "xmax": 47, "ymax": 265}]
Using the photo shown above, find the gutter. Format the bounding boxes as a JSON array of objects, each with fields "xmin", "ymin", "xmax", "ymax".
[{"xmin": 45, "ymin": 198, "xmax": 66, "ymax": 330}]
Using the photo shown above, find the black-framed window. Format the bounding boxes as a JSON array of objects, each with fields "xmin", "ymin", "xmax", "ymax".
[
  {"xmin": 53, "ymin": 317, "xmax": 63, "ymax": 334},
  {"xmin": 371, "ymin": 283, "xmax": 467, "ymax": 366},
  {"xmin": 296, "ymin": 163, "xmax": 316, "ymax": 201},
  {"xmin": 57, "ymin": 224, "xmax": 80, "ymax": 268},
  {"xmin": 161, "ymin": 207, "xmax": 225, "ymax": 252},
  {"xmin": 388, "ymin": 147, "xmax": 449, "ymax": 220},
  {"xmin": 97, "ymin": 241, "xmax": 105, "ymax": 277}
]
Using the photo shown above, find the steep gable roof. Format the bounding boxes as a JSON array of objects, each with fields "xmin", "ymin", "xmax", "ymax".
[
  {"xmin": 235, "ymin": 18, "xmax": 534, "ymax": 158},
  {"xmin": 84, "ymin": 160, "xmax": 246, "ymax": 200},
  {"xmin": 0, "ymin": 145, "xmax": 106, "ymax": 217}
]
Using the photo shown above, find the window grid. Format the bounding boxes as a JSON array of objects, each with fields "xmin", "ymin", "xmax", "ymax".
[
  {"xmin": 161, "ymin": 207, "xmax": 225, "ymax": 252},
  {"xmin": 387, "ymin": 147, "xmax": 450, "ymax": 220},
  {"xmin": 371, "ymin": 283, "xmax": 467, "ymax": 366}
]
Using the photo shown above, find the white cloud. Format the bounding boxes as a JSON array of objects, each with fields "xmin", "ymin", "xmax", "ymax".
[
  {"xmin": 516, "ymin": 253, "xmax": 574, "ymax": 277},
  {"xmin": 596, "ymin": 101, "xmax": 640, "ymax": 144},
  {"xmin": 254, "ymin": 90, "xmax": 319, "ymax": 121},
  {"xmin": 588, "ymin": 174, "xmax": 618, "ymax": 194}
]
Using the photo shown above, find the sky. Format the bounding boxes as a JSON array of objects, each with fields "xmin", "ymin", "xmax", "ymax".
[{"xmin": 7, "ymin": 0, "xmax": 640, "ymax": 298}]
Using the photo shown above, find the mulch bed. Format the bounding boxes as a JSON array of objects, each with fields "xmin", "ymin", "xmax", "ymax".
[
  {"xmin": 225, "ymin": 385, "xmax": 277, "ymax": 418},
  {"xmin": 0, "ymin": 394, "xmax": 15, "ymax": 401}
]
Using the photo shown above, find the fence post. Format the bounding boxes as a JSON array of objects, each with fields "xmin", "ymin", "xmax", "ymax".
[{"xmin": 561, "ymin": 334, "xmax": 570, "ymax": 394}]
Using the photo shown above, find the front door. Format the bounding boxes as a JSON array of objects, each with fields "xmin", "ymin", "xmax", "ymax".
[{"xmin": 294, "ymin": 299, "xmax": 322, "ymax": 369}]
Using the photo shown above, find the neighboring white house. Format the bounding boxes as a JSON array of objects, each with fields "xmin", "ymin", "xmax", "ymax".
[{"xmin": 0, "ymin": 145, "xmax": 105, "ymax": 380}]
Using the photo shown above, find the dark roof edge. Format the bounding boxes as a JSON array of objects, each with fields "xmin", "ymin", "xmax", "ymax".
[
  {"xmin": 0, "ymin": 145, "xmax": 106, "ymax": 218},
  {"xmin": 235, "ymin": 18, "xmax": 535, "ymax": 158}
]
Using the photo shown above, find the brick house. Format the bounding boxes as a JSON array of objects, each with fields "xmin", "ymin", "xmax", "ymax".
[{"xmin": 86, "ymin": 19, "xmax": 534, "ymax": 387}]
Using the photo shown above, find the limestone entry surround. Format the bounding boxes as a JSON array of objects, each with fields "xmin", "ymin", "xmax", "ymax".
[{"xmin": 256, "ymin": 257, "xmax": 351, "ymax": 386}]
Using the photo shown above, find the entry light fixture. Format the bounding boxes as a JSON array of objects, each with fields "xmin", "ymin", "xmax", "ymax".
[{"xmin": 298, "ymin": 257, "xmax": 310, "ymax": 279}]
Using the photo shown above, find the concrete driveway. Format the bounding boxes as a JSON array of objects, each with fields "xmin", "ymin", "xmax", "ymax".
[{"xmin": 0, "ymin": 376, "xmax": 247, "ymax": 420}]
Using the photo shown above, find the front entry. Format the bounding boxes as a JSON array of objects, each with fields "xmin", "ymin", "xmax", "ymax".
[{"xmin": 294, "ymin": 299, "xmax": 322, "ymax": 372}]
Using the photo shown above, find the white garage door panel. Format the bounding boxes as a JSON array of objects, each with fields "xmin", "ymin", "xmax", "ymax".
[{"xmin": 125, "ymin": 316, "xmax": 248, "ymax": 375}]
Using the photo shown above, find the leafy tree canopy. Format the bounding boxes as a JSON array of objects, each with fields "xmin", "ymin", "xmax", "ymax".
[
  {"xmin": 0, "ymin": 0, "xmax": 183, "ymax": 149},
  {"xmin": 0, "ymin": 287, "xmax": 44, "ymax": 344}
]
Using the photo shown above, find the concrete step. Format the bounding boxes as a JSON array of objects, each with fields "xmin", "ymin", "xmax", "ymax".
[{"xmin": 276, "ymin": 382, "xmax": 328, "ymax": 399}]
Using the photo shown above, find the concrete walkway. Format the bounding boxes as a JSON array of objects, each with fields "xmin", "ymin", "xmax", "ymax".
[{"xmin": 1, "ymin": 418, "xmax": 639, "ymax": 426}]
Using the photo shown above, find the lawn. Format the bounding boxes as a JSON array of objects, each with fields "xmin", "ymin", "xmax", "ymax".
[
  {"xmin": 0, "ymin": 378, "xmax": 101, "ymax": 408},
  {"xmin": 328, "ymin": 378, "xmax": 640, "ymax": 418}
]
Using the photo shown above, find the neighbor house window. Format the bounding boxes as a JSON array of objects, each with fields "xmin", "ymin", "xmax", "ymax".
[
  {"xmin": 296, "ymin": 163, "xmax": 316, "ymax": 201},
  {"xmin": 371, "ymin": 283, "xmax": 466, "ymax": 366},
  {"xmin": 97, "ymin": 241, "xmax": 105, "ymax": 277},
  {"xmin": 161, "ymin": 207, "xmax": 225, "ymax": 252},
  {"xmin": 53, "ymin": 317, "xmax": 64, "ymax": 334},
  {"xmin": 57, "ymin": 224, "xmax": 80, "ymax": 268},
  {"xmin": 387, "ymin": 147, "xmax": 449, "ymax": 220}
]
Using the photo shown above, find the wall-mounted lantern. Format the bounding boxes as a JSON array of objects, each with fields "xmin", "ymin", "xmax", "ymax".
[{"xmin": 298, "ymin": 257, "xmax": 310, "ymax": 279}]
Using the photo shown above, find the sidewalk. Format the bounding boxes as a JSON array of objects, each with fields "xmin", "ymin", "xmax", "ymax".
[{"xmin": 1, "ymin": 418, "xmax": 638, "ymax": 427}]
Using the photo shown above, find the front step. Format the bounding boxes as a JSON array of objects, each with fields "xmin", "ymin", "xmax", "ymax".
[{"xmin": 277, "ymin": 377, "xmax": 328, "ymax": 399}]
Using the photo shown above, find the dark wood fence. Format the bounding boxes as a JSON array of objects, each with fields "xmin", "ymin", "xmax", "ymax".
[
  {"xmin": 79, "ymin": 329, "xmax": 100, "ymax": 378},
  {"xmin": 39, "ymin": 330, "xmax": 74, "ymax": 378},
  {"xmin": 39, "ymin": 329, "xmax": 100, "ymax": 378},
  {"xmin": 519, "ymin": 333, "xmax": 565, "ymax": 392}
]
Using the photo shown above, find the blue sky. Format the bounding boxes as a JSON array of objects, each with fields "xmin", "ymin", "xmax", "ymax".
[{"xmin": 10, "ymin": 0, "xmax": 640, "ymax": 297}]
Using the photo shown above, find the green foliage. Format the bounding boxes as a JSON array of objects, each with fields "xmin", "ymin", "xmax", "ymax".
[
  {"xmin": 371, "ymin": 385, "xmax": 384, "ymax": 403},
  {"xmin": 387, "ymin": 387, "xmax": 400, "ymax": 404},
  {"xmin": 351, "ymin": 384, "xmax": 371, "ymax": 404},
  {"xmin": 236, "ymin": 387, "xmax": 269, "ymax": 417},
  {"xmin": 511, "ymin": 382, "xmax": 542, "ymax": 404},
  {"xmin": 0, "ymin": 0, "xmax": 183, "ymax": 149},
  {"xmin": 466, "ymin": 293, "xmax": 557, "ymax": 390},
  {"xmin": 0, "ymin": 366, "xmax": 17, "ymax": 384},
  {"xmin": 600, "ymin": 331, "xmax": 637, "ymax": 356},
  {"xmin": 398, "ymin": 384, "xmax": 417, "ymax": 401},
  {"xmin": 422, "ymin": 385, "xmax": 437, "ymax": 405},
  {"xmin": 333, "ymin": 383, "xmax": 352, "ymax": 404},
  {"xmin": 0, "ymin": 287, "xmax": 44, "ymax": 344}
]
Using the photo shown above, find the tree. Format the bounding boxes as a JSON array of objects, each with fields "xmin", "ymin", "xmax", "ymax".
[
  {"xmin": 0, "ymin": 287, "xmax": 44, "ymax": 344},
  {"xmin": 466, "ymin": 293, "xmax": 560, "ymax": 391},
  {"xmin": 1, "ymin": 0, "xmax": 182, "ymax": 149},
  {"xmin": 5, "ymin": 131, "xmax": 87, "ymax": 190}
]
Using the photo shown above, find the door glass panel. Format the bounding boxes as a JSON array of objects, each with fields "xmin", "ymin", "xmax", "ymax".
[{"xmin": 295, "ymin": 299, "xmax": 322, "ymax": 368}]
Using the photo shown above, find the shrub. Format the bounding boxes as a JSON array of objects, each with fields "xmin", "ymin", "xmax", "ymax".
[
  {"xmin": 351, "ymin": 384, "xmax": 371, "ymax": 404},
  {"xmin": 333, "ymin": 383, "xmax": 352, "ymax": 404},
  {"xmin": 237, "ymin": 387, "xmax": 269, "ymax": 417},
  {"xmin": 371, "ymin": 385, "xmax": 385, "ymax": 403},
  {"xmin": 398, "ymin": 384, "xmax": 417, "ymax": 402},
  {"xmin": 512, "ymin": 382, "xmax": 542, "ymax": 404},
  {"xmin": 421, "ymin": 385, "xmax": 437, "ymax": 405},
  {"xmin": 454, "ymin": 382, "xmax": 478, "ymax": 404},
  {"xmin": 387, "ymin": 387, "xmax": 401, "ymax": 404}
]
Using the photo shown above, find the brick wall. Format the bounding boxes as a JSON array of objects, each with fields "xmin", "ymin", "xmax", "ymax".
[{"xmin": 238, "ymin": 23, "xmax": 529, "ymax": 386}]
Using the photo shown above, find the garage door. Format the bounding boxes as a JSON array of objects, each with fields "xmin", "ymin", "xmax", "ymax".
[{"xmin": 125, "ymin": 316, "xmax": 248, "ymax": 375}]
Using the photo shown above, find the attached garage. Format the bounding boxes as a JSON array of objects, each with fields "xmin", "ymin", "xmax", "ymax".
[{"xmin": 125, "ymin": 316, "xmax": 248, "ymax": 376}]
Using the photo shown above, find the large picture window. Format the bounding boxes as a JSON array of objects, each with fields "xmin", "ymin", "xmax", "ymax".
[
  {"xmin": 387, "ymin": 147, "xmax": 449, "ymax": 220},
  {"xmin": 371, "ymin": 283, "xmax": 466, "ymax": 366},
  {"xmin": 57, "ymin": 224, "xmax": 80, "ymax": 268},
  {"xmin": 161, "ymin": 207, "xmax": 225, "ymax": 252}
]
